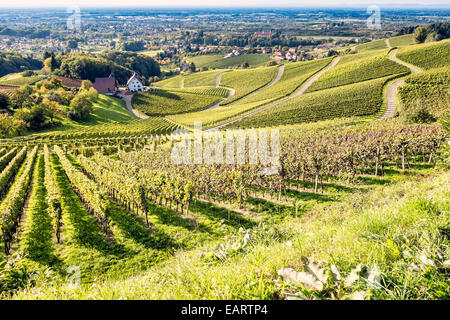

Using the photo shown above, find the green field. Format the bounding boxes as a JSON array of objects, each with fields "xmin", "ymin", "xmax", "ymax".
[
  {"xmin": 399, "ymin": 66, "xmax": 450, "ymax": 117},
  {"xmin": 241, "ymin": 58, "xmax": 332, "ymax": 104},
  {"xmin": 230, "ymin": 76, "xmax": 395, "ymax": 128},
  {"xmin": 219, "ymin": 66, "xmax": 279, "ymax": 105},
  {"xmin": 0, "ymin": 73, "xmax": 47, "ymax": 87},
  {"xmin": 389, "ymin": 34, "xmax": 415, "ymax": 47},
  {"xmin": 132, "ymin": 89, "xmax": 223, "ymax": 116},
  {"xmin": 306, "ymin": 49, "xmax": 409, "ymax": 92},
  {"xmin": 187, "ymin": 54, "xmax": 272, "ymax": 69},
  {"xmin": 396, "ymin": 39, "xmax": 450, "ymax": 70},
  {"xmin": 356, "ymin": 39, "xmax": 388, "ymax": 51}
]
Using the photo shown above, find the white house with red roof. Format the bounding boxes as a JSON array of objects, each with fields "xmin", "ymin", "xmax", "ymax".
[{"xmin": 127, "ymin": 73, "xmax": 144, "ymax": 92}]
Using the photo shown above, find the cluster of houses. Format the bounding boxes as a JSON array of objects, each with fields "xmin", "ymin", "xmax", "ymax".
[
  {"xmin": 92, "ymin": 72, "xmax": 145, "ymax": 95},
  {"xmin": 224, "ymin": 49, "xmax": 247, "ymax": 59},
  {"xmin": 274, "ymin": 48, "xmax": 301, "ymax": 61}
]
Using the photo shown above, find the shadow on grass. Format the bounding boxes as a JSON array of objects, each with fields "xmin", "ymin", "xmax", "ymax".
[
  {"xmin": 191, "ymin": 200, "xmax": 257, "ymax": 229},
  {"xmin": 286, "ymin": 180, "xmax": 355, "ymax": 194},
  {"xmin": 51, "ymin": 154, "xmax": 123, "ymax": 256},
  {"xmin": 285, "ymin": 188, "xmax": 337, "ymax": 203},
  {"xmin": 147, "ymin": 202, "xmax": 196, "ymax": 231},
  {"xmin": 246, "ymin": 197, "xmax": 293, "ymax": 216},
  {"xmin": 108, "ymin": 202, "xmax": 175, "ymax": 251}
]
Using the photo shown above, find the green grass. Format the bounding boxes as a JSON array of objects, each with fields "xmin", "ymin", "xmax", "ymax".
[
  {"xmin": 396, "ymin": 39, "xmax": 450, "ymax": 70},
  {"xmin": 356, "ymin": 39, "xmax": 388, "ymax": 51},
  {"xmin": 0, "ymin": 73, "xmax": 46, "ymax": 87},
  {"xmin": 18, "ymin": 155, "xmax": 60, "ymax": 266},
  {"xmin": 132, "ymin": 89, "xmax": 223, "ymax": 116},
  {"xmin": 21, "ymin": 95, "xmax": 137, "ymax": 136},
  {"xmin": 306, "ymin": 49, "xmax": 409, "ymax": 93},
  {"xmin": 231, "ymin": 75, "xmax": 396, "ymax": 128},
  {"xmin": 187, "ymin": 54, "xmax": 272, "ymax": 69},
  {"xmin": 9, "ymin": 164, "xmax": 449, "ymax": 299}
]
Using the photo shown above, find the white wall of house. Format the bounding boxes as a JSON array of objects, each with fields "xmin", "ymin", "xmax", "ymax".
[{"xmin": 128, "ymin": 78, "xmax": 144, "ymax": 92}]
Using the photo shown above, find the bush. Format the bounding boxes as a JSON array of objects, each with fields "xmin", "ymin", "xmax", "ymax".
[
  {"xmin": 0, "ymin": 113, "xmax": 28, "ymax": 136},
  {"xmin": 21, "ymin": 70, "xmax": 36, "ymax": 77},
  {"xmin": 68, "ymin": 92, "xmax": 93, "ymax": 121},
  {"xmin": 401, "ymin": 101, "xmax": 437, "ymax": 124}
]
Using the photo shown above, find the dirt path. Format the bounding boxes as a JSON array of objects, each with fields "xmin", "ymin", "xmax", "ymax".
[
  {"xmin": 207, "ymin": 88, "xmax": 236, "ymax": 110},
  {"xmin": 118, "ymin": 91, "xmax": 149, "ymax": 120},
  {"xmin": 380, "ymin": 48, "xmax": 421, "ymax": 120},
  {"xmin": 385, "ymin": 38, "xmax": 392, "ymax": 49},
  {"xmin": 207, "ymin": 57, "xmax": 341, "ymax": 131},
  {"xmin": 216, "ymin": 73, "xmax": 224, "ymax": 88}
]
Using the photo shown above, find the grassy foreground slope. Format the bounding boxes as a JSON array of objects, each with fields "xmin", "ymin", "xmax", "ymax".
[
  {"xmin": 10, "ymin": 163, "xmax": 449, "ymax": 299},
  {"xmin": 396, "ymin": 39, "xmax": 450, "ymax": 70}
]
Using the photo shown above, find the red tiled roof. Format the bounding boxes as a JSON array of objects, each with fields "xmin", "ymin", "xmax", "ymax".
[{"xmin": 54, "ymin": 76, "xmax": 83, "ymax": 88}]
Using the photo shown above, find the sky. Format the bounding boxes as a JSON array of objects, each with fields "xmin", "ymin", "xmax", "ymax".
[{"xmin": 0, "ymin": 0, "xmax": 449, "ymax": 8}]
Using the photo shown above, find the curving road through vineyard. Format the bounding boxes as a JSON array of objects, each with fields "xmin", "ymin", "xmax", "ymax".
[
  {"xmin": 119, "ymin": 91, "xmax": 150, "ymax": 120},
  {"xmin": 207, "ymin": 56, "xmax": 341, "ymax": 131},
  {"xmin": 380, "ymin": 44, "xmax": 421, "ymax": 120}
]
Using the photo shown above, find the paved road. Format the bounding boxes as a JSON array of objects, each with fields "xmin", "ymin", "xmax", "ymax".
[
  {"xmin": 380, "ymin": 48, "xmax": 421, "ymax": 120},
  {"xmin": 118, "ymin": 90, "xmax": 149, "ymax": 119},
  {"xmin": 206, "ymin": 57, "xmax": 341, "ymax": 131}
]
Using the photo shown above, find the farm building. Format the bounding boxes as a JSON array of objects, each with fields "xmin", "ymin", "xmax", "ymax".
[
  {"xmin": 127, "ymin": 73, "xmax": 144, "ymax": 92},
  {"xmin": 93, "ymin": 76, "xmax": 119, "ymax": 95}
]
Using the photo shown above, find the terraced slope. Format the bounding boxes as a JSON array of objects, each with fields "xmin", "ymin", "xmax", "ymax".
[
  {"xmin": 237, "ymin": 58, "xmax": 332, "ymax": 105},
  {"xmin": 219, "ymin": 66, "xmax": 279, "ymax": 106},
  {"xmin": 306, "ymin": 49, "xmax": 409, "ymax": 93},
  {"xmin": 396, "ymin": 39, "xmax": 450, "ymax": 70},
  {"xmin": 183, "ymin": 69, "xmax": 229, "ymax": 88},
  {"xmin": 389, "ymin": 34, "xmax": 415, "ymax": 47},
  {"xmin": 356, "ymin": 39, "xmax": 388, "ymax": 51},
  {"xmin": 230, "ymin": 75, "xmax": 394, "ymax": 128},
  {"xmin": 132, "ymin": 89, "xmax": 223, "ymax": 116}
]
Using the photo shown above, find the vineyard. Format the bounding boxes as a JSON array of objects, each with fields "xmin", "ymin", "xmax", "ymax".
[
  {"xmin": 0, "ymin": 34, "xmax": 449, "ymax": 301},
  {"xmin": 396, "ymin": 39, "xmax": 450, "ymax": 70},
  {"xmin": 399, "ymin": 66, "xmax": 450, "ymax": 117},
  {"xmin": 132, "ymin": 89, "xmax": 224, "ymax": 116},
  {"xmin": 305, "ymin": 49, "xmax": 409, "ymax": 92},
  {"xmin": 230, "ymin": 75, "xmax": 397, "ymax": 128},
  {"xmin": 218, "ymin": 66, "xmax": 279, "ymax": 105}
]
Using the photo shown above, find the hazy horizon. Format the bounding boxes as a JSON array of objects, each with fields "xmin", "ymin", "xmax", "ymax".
[{"xmin": 1, "ymin": 0, "xmax": 450, "ymax": 9}]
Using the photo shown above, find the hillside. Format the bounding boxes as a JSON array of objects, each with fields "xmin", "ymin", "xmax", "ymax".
[{"xmin": 0, "ymin": 32, "xmax": 448, "ymax": 302}]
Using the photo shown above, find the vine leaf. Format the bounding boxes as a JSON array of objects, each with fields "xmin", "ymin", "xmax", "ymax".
[{"xmin": 277, "ymin": 266, "xmax": 325, "ymax": 291}]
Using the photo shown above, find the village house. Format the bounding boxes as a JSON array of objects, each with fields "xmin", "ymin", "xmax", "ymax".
[
  {"xmin": 93, "ymin": 76, "xmax": 119, "ymax": 95},
  {"xmin": 127, "ymin": 73, "xmax": 145, "ymax": 92}
]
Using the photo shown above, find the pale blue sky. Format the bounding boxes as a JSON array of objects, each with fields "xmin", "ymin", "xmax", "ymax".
[{"xmin": 0, "ymin": 0, "xmax": 449, "ymax": 8}]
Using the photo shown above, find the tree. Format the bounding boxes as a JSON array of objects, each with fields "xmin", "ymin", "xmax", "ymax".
[
  {"xmin": 0, "ymin": 92, "xmax": 9, "ymax": 108},
  {"xmin": 189, "ymin": 62, "xmax": 196, "ymax": 72},
  {"xmin": 0, "ymin": 114, "xmax": 28, "ymax": 137},
  {"xmin": 9, "ymin": 85, "xmax": 33, "ymax": 109},
  {"xmin": 81, "ymin": 80, "xmax": 93, "ymax": 91},
  {"xmin": 414, "ymin": 27, "xmax": 428, "ymax": 43},
  {"xmin": 42, "ymin": 98, "xmax": 61, "ymax": 125},
  {"xmin": 68, "ymin": 92, "xmax": 93, "ymax": 121}
]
